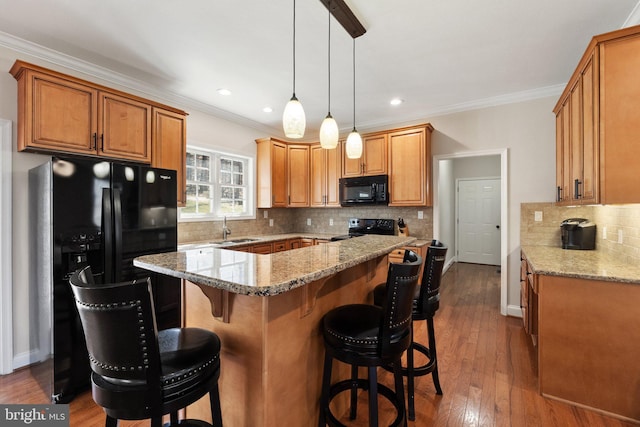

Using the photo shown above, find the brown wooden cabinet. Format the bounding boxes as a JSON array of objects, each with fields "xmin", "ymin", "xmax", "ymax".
[
  {"xmin": 310, "ymin": 143, "xmax": 341, "ymax": 207},
  {"xmin": 11, "ymin": 61, "xmax": 157, "ymax": 163},
  {"xmin": 341, "ymin": 133, "xmax": 387, "ymax": 177},
  {"xmin": 152, "ymin": 107, "xmax": 187, "ymax": 206},
  {"xmin": 256, "ymin": 138, "xmax": 288, "ymax": 208},
  {"xmin": 554, "ymin": 25, "xmax": 640, "ymax": 205},
  {"xmin": 388, "ymin": 125, "xmax": 433, "ymax": 206},
  {"xmin": 287, "ymin": 144, "xmax": 310, "ymax": 207}
]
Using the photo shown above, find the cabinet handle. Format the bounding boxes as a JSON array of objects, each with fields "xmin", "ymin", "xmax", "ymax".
[
  {"xmin": 288, "ymin": 195, "xmax": 291, "ymax": 205},
  {"xmin": 574, "ymin": 178, "xmax": 582, "ymax": 199},
  {"xmin": 556, "ymin": 186, "xmax": 562, "ymax": 202},
  {"xmin": 100, "ymin": 134, "xmax": 104, "ymax": 151},
  {"xmin": 91, "ymin": 133, "xmax": 97, "ymax": 149}
]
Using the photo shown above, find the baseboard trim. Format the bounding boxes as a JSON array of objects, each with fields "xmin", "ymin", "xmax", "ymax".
[
  {"xmin": 12, "ymin": 349, "xmax": 42, "ymax": 370},
  {"xmin": 507, "ymin": 304, "xmax": 523, "ymax": 318}
]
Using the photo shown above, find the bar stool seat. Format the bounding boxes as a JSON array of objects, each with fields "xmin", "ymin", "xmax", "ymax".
[{"xmin": 318, "ymin": 250, "xmax": 422, "ymax": 427}]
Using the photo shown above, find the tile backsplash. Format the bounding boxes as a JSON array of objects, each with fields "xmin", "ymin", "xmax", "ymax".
[
  {"xmin": 178, "ymin": 206, "xmax": 433, "ymax": 244},
  {"xmin": 521, "ymin": 202, "xmax": 640, "ymax": 263}
]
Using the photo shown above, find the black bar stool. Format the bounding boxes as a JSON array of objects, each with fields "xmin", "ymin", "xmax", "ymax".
[
  {"xmin": 374, "ymin": 240, "xmax": 447, "ymax": 421},
  {"xmin": 318, "ymin": 250, "xmax": 423, "ymax": 427},
  {"xmin": 69, "ymin": 266, "xmax": 223, "ymax": 427}
]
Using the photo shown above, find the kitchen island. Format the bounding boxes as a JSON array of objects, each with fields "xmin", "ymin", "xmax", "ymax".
[
  {"xmin": 134, "ymin": 234, "xmax": 416, "ymax": 426},
  {"xmin": 520, "ymin": 245, "xmax": 640, "ymax": 423}
]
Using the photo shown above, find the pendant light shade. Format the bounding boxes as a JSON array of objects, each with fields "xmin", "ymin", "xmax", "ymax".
[
  {"xmin": 320, "ymin": 114, "xmax": 339, "ymax": 148},
  {"xmin": 346, "ymin": 129, "xmax": 362, "ymax": 158},
  {"xmin": 282, "ymin": 0, "xmax": 305, "ymax": 139},
  {"xmin": 283, "ymin": 95, "xmax": 305, "ymax": 138},
  {"xmin": 345, "ymin": 38, "xmax": 362, "ymax": 159},
  {"xmin": 320, "ymin": 0, "xmax": 339, "ymax": 149}
]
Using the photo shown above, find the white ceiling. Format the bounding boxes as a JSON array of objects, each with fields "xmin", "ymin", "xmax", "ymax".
[{"xmin": 1, "ymin": 0, "xmax": 639, "ymax": 139}]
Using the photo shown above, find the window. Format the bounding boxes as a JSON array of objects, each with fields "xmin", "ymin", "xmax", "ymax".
[{"xmin": 180, "ymin": 147, "xmax": 254, "ymax": 221}]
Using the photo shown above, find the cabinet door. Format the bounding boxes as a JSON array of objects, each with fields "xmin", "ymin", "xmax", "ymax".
[
  {"xmin": 362, "ymin": 134, "xmax": 387, "ymax": 176},
  {"xmin": 99, "ymin": 91, "xmax": 152, "ymax": 162},
  {"xmin": 287, "ymin": 144, "xmax": 310, "ymax": 207},
  {"xmin": 26, "ymin": 70, "xmax": 98, "ymax": 154},
  {"xmin": 325, "ymin": 143, "xmax": 341, "ymax": 207},
  {"xmin": 310, "ymin": 144, "xmax": 326, "ymax": 207},
  {"xmin": 580, "ymin": 52, "xmax": 599, "ymax": 204},
  {"xmin": 555, "ymin": 111, "xmax": 565, "ymax": 203},
  {"xmin": 341, "ymin": 139, "xmax": 362, "ymax": 177},
  {"xmin": 561, "ymin": 99, "xmax": 572, "ymax": 204},
  {"xmin": 569, "ymin": 80, "xmax": 582, "ymax": 204},
  {"xmin": 152, "ymin": 108, "xmax": 187, "ymax": 206},
  {"xmin": 388, "ymin": 127, "xmax": 428, "ymax": 206}
]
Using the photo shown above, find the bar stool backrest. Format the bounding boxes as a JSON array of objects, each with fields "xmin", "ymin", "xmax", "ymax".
[
  {"xmin": 416, "ymin": 240, "xmax": 448, "ymax": 316},
  {"xmin": 69, "ymin": 266, "xmax": 162, "ymax": 391},
  {"xmin": 380, "ymin": 250, "xmax": 422, "ymax": 359}
]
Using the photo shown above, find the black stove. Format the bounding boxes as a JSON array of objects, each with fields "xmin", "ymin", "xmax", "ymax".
[{"xmin": 330, "ymin": 218, "xmax": 396, "ymax": 241}]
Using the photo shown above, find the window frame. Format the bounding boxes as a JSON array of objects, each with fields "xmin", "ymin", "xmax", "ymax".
[{"xmin": 178, "ymin": 145, "xmax": 255, "ymax": 222}]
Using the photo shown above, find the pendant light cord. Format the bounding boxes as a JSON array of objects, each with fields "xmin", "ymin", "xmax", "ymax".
[
  {"xmin": 292, "ymin": 0, "xmax": 296, "ymax": 96},
  {"xmin": 327, "ymin": 0, "xmax": 331, "ymax": 115},
  {"xmin": 352, "ymin": 38, "xmax": 356, "ymax": 130}
]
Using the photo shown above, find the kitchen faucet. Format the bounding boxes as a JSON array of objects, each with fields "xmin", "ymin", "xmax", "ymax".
[{"xmin": 222, "ymin": 216, "xmax": 231, "ymax": 240}]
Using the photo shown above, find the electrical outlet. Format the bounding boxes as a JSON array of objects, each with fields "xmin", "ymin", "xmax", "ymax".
[
  {"xmin": 329, "ymin": 218, "xmax": 334, "ymax": 226},
  {"xmin": 418, "ymin": 211, "xmax": 424, "ymax": 219},
  {"xmin": 602, "ymin": 226, "xmax": 607, "ymax": 240},
  {"xmin": 307, "ymin": 218, "xmax": 311, "ymax": 226},
  {"xmin": 534, "ymin": 211, "xmax": 543, "ymax": 222},
  {"xmin": 264, "ymin": 210, "xmax": 268, "ymax": 218},
  {"xmin": 269, "ymin": 219, "xmax": 274, "ymax": 227},
  {"xmin": 618, "ymin": 229, "xmax": 624, "ymax": 244}
]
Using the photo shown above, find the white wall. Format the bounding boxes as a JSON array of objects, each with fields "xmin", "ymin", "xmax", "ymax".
[{"xmin": 429, "ymin": 98, "xmax": 557, "ymax": 311}]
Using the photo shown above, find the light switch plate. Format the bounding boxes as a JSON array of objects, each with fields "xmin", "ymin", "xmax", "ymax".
[
  {"xmin": 534, "ymin": 211, "xmax": 543, "ymax": 222},
  {"xmin": 307, "ymin": 218, "xmax": 311, "ymax": 226},
  {"xmin": 618, "ymin": 229, "xmax": 624, "ymax": 244},
  {"xmin": 418, "ymin": 211, "xmax": 424, "ymax": 219},
  {"xmin": 264, "ymin": 210, "xmax": 268, "ymax": 218},
  {"xmin": 602, "ymin": 226, "xmax": 607, "ymax": 240},
  {"xmin": 269, "ymin": 219, "xmax": 274, "ymax": 227},
  {"xmin": 329, "ymin": 218, "xmax": 334, "ymax": 226}
]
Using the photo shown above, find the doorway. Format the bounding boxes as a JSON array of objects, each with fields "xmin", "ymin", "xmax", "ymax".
[
  {"xmin": 433, "ymin": 149, "xmax": 508, "ymax": 315},
  {"xmin": 457, "ymin": 178, "xmax": 501, "ymax": 265}
]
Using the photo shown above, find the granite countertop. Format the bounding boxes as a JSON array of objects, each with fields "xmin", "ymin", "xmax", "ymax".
[
  {"xmin": 521, "ymin": 245, "xmax": 640, "ymax": 284},
  {"xmin": 135, "ymin": 235, "xmax": 416, "ymax": 296},
  {"xmin": 176, "ymin": 233, "xmax": 338, "ymax": 250}
]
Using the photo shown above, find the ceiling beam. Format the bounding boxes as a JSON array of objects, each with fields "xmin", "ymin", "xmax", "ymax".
[{"xmin": 318, "ymin": 0, "xmax": 366, "ymax": 38}]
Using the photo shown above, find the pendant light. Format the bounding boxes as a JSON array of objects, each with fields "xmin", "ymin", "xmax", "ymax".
[
  {"xmin": 319, "ymin": 0, "xmax": 339, "ymax": 149},
  {"xmin": 282, "ymin": 0, "xmax": 306, "ymax": 139},
  {"xmin": 345, "ymin": 38, "xmax": 362, "ymax": 159}
]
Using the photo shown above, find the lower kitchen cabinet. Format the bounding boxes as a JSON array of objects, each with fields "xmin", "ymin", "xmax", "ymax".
[{"xmin": 519, "ymin": 251, "xmax": 538, "ymax": 345}]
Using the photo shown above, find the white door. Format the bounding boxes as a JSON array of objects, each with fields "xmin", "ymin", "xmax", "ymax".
[{"xmin": 457, "ymin": 178, "xmax": 501, "ymax": 265}]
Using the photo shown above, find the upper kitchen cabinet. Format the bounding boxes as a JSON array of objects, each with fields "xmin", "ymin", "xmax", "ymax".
[
  {"xmin": 554, "ymin": 25, "xmax": 640, "ymax": 205},
  {"xmin": 10, "ymin": 60, "xmax": 188, "ymax": 167},
  {"xmin": 256, "ymin": 137, "xmax": 288, "ymax": 208},
  {"xmin": 341, "ymin": 133, "xmax": 387, "ymax": 177},
  {"xmin": 152, "ymin": 107, "xmax": 187, "ymax": 206},
  {"xmin": 388, "ymin": 124, "xmax": 433, "ymax": 206},
  {"xmin": 310, "ymin": 143, "xmax": 341, "ymax": 207},
  {"xmin": 287, "ymin": 144, "xmax": 310, "ymax": 207}
]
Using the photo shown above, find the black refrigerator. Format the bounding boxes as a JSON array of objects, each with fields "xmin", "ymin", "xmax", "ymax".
[{"xmin": 29, "ymin": 156, "xmax": 181, "ymax": 403}]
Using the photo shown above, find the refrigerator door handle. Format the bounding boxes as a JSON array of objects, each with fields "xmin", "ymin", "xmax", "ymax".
[
  {"xmin": 113, "ymin": 188, "xmax": 123, "ymax": 283},
  {"xmin": 102, "ymin": 188, "xmax": 113, "ymax": 284}
]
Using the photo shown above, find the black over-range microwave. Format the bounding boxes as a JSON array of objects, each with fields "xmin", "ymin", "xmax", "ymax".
[{"xmin": 339, "ymin": 175, "xmax": 388, "ymax": 206}]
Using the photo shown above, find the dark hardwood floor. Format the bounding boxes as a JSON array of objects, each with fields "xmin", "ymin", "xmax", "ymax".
[{"xmin": 1, "ymin": 262, "xmax": 636, "ymax": 426}]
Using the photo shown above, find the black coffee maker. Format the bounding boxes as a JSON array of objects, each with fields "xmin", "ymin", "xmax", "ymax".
[{"xmin": 560, "ymin": 218, "xmax": 596, "ymax": 250}]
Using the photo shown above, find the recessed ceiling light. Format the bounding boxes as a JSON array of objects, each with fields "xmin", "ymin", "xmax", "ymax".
[
  {"xmin": 263, "ymin": 106, "xmax": 273, "ymax": 113},
  {"xmin": 217, "ymin": 88, "xmax": 231, "ymax": 96},
  {"xmin": 390, "ymin": 98, "xmax": 404, "ymax": 106}
]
